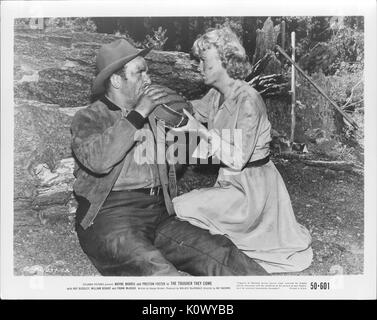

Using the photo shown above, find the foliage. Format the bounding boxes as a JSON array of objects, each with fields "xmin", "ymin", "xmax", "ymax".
[
  {"xmin": 45, "ymin": 18, "xmax": 97, "ymax": 32},
  {"xmin": 295, "ymin": 69, "xmax": 363, "ymax": 156},
  {"xmin": 216, "ymin": 18, "xmax": 244, "ymax": 39},
  {"xmin": 14, "ymin": 18, "xmax": 29, "ymax": 27},
  {"xmin": 277, "ymin": 16, "xmax": 363, "ymax": 75},
  {"xmin": 199, "ymin": 17, "xmax": 244, "ymax": 37},
  {"xmin": 114, "ymin": 30, "xmax": 143, "ymax": 48},
  {"xmin": 14, "ymin": 18, "xmax": 97, "ymax": 32},
  {"xmin": 278, "ymin": 17, "xmax": 328, "ymax": 60},
  {"xmin": 143, "ymin": 26, "xmax": 168, "ymax": 50},
  {"xmin": 327, "ymin": 17, "xmax": 364, "ymax": 74},
  {"xmin": 114, "ymin": 26, "xmax": 169, "ymax": 50}
]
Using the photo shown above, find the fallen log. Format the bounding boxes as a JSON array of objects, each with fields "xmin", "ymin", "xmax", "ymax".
[
  {"xmin": 14, "ymin": 29, "xmax": 207, "ymax": 107},
  {"xmin": 274, "ymin": 153, "xmax": 363, "ymax": 175},
  {"xmin": 301, "ymin": 159, "xmax": 363, "ymax": 173}
]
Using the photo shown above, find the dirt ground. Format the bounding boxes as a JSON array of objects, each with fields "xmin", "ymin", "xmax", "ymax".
[{"xmin": 14, "ymin": 157, "xmax": 364, "ymax": 276}]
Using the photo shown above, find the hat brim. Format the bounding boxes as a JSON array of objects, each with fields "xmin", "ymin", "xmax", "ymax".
[{"xmin": 92, "ymin": 46, "xmax": 152, "ymax": 96}]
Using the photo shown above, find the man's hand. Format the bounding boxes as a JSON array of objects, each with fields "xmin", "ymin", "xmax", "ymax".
[{"xmin": 134, "ymin": 86, "xmax": 169, "ymax": 118}]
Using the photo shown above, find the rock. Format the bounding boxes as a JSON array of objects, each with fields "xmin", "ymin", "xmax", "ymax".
[
  {"xmin": 36, "ymin": 205, "xmax": 73, "ymax": 224},
  {"xmin": 34, "ymin": 158, "xmax": 75, "ymax": 188},
  {"xmin": 34, "ymin": 190, "xmax": 72, "ymax": 208},
  {"xmin": 15, "ymin": 68, "xmax": 93, "ymax": 108},
  {"xmin": 58, "ymin": 106, "xmax": 87, "ymax": 117},
  {"xmin": 32, "ymin": 158, "xmax": 75, "ymax": 208},
  {"xmin": 14, "ymin": 100, "xmax": 73, "ymax": 201},
  {"xmin": 329, "ymin": 265, "xmax": 344, "ymax": 275},
  {"xmin": 14, "ymin": 209, "xmax": 41, "ymax": 227},
  {"xmin": 55, "ymin": 260, "xmax": 66, "ymax": 266},
  {"xmin": 23, "ymin": 265, "xmax": 45, "ymax": 276}
]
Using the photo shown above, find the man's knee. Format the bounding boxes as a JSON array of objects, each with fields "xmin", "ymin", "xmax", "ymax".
[
  {"xmin": 78, "ymin": 225, "xmax": 180, "ymax": 276},
  {"xmin": 155, "ymin": 216, "xmax": 268, "ymax": 276}
]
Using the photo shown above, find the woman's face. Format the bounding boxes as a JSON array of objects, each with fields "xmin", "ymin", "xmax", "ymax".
[{"xmin": 199, "ymin": 46, "xmax": 227, "ymax": 87}]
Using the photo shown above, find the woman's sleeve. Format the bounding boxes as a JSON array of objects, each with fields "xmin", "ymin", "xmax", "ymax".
[
  {"xmin": 209, "ymin": 95, "xmax": 262, "ymax": 171},
  {"xmin": 190, "ymin": 89, "xmax": 216, "ymax": 123}
]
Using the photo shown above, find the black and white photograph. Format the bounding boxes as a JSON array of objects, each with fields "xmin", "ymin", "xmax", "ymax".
[{"xmin": 1, "ymin": 0, "xmax": 376, "ymax": 300}]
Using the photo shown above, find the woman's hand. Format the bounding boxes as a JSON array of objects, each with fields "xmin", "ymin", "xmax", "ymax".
[{"xmin": 172, "ymin": 109, "xmax": 209, "ymax": 138}]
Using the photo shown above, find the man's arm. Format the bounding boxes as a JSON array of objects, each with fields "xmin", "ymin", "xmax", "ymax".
[
  {"xmin": 71, "ymin": 108, "xmax": 144, "ymax": 175},
  {"xmin": 71, "ymin": 87, "xmax": 168, "ymax": 175}
]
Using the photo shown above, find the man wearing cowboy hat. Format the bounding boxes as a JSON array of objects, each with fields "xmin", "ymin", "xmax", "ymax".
[{"xmin": 71, "ymin": 39, "xmax": 267, "ymax": 276}]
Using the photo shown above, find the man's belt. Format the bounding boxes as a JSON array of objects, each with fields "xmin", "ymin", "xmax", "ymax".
[
  {"xmin": 220, "ymin": 155, "xmax": 270, "ymax": 168},
  {"xmin": 119, "ymin": 186, "xmax": 162, "ymax": 196}
]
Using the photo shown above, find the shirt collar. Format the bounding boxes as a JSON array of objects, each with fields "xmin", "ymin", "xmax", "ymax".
[
  {"xmin": 219, "ymin": 80, "xmax": 244, "ymax": 115},
  {"xmin": 100, "ymin": 95, "xmax": 131, "ymax": 117},
  {"xmin": 100, "ymin": 95, "xmax": 121, "ymax": 111}
]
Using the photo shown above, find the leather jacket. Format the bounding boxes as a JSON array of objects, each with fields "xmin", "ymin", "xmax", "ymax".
[{"xmin": 71, "ymin": 97, "xmax": 149, "ymax": 229}]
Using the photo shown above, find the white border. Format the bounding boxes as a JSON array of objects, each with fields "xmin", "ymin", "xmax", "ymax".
[{"xmin": 1, "ymin": 0, "xmax": 376, "ymax": 300}]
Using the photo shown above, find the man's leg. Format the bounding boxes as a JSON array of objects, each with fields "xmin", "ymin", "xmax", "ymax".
[
  {"xmin": 75, "ymin": 192, "xmax": 181, "ymax": 276},
  {"xmin": 155, "ymin": 216, "xmax": 268, "ymax": 276}
]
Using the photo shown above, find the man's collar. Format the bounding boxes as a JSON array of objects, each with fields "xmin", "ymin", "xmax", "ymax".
[{"xmin": 100, "ymin": 95, "xmax": 121, "ymax": 111}]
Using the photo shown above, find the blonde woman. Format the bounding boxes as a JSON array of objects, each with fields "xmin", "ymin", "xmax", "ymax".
[{"xmin": 173, "ymin": 27, "xmax": 313, "ymax": 273}]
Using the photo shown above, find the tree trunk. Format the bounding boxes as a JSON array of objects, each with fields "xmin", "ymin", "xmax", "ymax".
[
  {"xmin": 14, "ymin": 28, "xmax": 207, "ymax": 110},
  {"xmin": 301, "ymin": 160, "xmax": 363, "ymax": 174}
]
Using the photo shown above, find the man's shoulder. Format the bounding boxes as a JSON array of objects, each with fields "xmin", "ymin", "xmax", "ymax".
[
  {"xmin": 71, "ymin": 99, "xmax": 116, "ymax": 133},
  {"xmin": 73, "ymin": 99, "xmax": 110, "ymax": 120},
  {"xmin": 78, "ymin": 99, "xmax": 107, "ymax": 114}
]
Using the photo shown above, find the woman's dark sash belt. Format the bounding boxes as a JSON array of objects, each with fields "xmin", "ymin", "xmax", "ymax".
[{"xmin": 220, "ymin": 155, "xmax": 270, "ymax": 169}]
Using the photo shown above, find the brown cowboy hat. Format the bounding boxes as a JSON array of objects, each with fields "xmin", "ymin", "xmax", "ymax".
[{"xmin": 92, "ymin": 39, "xmax": 152, "ymax": 96}]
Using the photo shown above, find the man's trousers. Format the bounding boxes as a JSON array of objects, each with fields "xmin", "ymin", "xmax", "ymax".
[{"xmin": 75, "ymin": 190, "xmax": 267, "ymax": 276}]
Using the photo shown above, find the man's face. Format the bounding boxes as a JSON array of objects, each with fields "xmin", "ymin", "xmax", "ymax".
[{"xmin": 120, "ymin": 56, "xmax": 151, "ymax": 108}]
